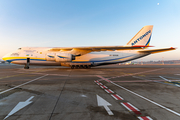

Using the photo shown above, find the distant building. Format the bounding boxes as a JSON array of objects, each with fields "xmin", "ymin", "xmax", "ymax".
[{"xmin": 133, "ymin": 60, "xmax": 180, "ymax": 65}]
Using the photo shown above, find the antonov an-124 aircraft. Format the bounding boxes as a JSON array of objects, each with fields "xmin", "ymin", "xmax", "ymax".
[{"xmin": 2, "ymin": 25, "xmax": 176, "ymax": 69}]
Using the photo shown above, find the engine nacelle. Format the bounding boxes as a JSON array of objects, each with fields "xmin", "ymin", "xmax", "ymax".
[
  {"xmin": 45, "ymin": 53, "xmax": 56, "ymax": 61},
  {"xmin": 55, "ymin": 53, "xmax": 75, "ymax": 62}
]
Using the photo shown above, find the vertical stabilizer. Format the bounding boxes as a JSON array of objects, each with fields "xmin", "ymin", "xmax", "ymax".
[{"xmin": 126, "ymin": 25, "xmax": 153, "ymax": 47}]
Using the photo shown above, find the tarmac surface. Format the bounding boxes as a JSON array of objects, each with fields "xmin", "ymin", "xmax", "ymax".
[{"xmin": 0, "ymin": 63, "xmax": 180, "ymax": 120}]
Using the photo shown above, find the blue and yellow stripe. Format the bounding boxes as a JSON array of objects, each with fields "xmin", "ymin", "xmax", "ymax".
[{"xmin": 3, "ymin": 57, "xmax": 46, "ymax": 62}]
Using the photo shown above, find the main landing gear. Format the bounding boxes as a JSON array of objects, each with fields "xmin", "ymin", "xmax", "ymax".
[
  {"xmin": 71, "ymin": 65, "xmax": 91, "ymax": 69},
  {"xmin": 24, "ymin": 58, "xmax": 30, "ymax": 69}
]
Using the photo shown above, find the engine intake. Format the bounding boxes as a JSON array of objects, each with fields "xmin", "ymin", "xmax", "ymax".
[
  {"xmin": 55, "ymin": 53, "xmax": 75, "ymax": 62},
  {"xmin": 45, "ymin": 53, "xmax": 55, "ymax": 61}
]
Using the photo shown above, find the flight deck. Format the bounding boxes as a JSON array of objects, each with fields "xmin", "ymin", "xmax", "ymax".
[{"xmin": 0, "ymin": 63, "xmax": 180, "ymax": 120}]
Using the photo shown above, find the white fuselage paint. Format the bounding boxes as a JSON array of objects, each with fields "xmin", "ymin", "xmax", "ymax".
[{"xmin": 3, "ymin": 47, "xmax": 149, "ymax": 67}]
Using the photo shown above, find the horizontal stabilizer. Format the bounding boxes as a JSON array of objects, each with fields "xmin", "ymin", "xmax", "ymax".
[{"xmin": 138, "ymin": 47, "xmax": 176, "ymax": 54}]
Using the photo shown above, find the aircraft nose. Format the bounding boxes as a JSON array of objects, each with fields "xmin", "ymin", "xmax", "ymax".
[
  {"xmin": 2, "ymin": 55, "xmax": 7, "ymax": 61},
  {"xmin": 2, "ymin": 53, "xmax": 9, "ymax": 61}
]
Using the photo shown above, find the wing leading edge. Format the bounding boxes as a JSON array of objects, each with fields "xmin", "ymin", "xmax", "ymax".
[{"xmin": 49, "ymin": 46, "xmax": 152, "ymax": 55}]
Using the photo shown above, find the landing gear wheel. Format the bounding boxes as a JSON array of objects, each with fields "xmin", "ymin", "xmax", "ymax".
[
  {"xmin": 79, "ymin": 65, "xmax": 83, "ymax": 69},
  {"xmin": 71, "ymin": 65, "xmax": 75, "ymax": 69},
  {"xmin": 75, "ymin": 65, "xmax": 79, "ymax": 69},
  {"xmin": 24, "ymin": 66, "xmax": 29, "ymax": 69}
]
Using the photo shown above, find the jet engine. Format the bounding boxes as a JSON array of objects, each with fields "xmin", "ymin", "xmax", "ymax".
[
  {"xmin": 55, "ymin": 53, "xmax": 75, "ymax": 62},
  {"xmin": 45, "ymin": 53, "xmax": 56, "ymax": 61}
]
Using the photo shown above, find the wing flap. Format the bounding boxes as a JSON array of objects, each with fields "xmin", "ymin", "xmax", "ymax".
[{"xmin": 138, "ymin": 47, "xmax": 176, "ymax": 54}]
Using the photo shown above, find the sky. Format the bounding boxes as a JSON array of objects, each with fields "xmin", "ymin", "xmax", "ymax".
[{"xmin": 0, "ymin": 0, "xmax": 180, "ymax": 61}]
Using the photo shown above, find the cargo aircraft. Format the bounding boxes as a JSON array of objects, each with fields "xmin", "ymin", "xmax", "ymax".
[{"xmin": 2, "ymin": 25, "xmax": 176, "ymax": 69}]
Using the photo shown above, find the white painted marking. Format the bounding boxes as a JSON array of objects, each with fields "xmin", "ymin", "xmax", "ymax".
[
  {"xmin": 0, "ymin": 74, "xmax": 48, "ymax": 95},
  {"xmin": 96, "ymin": 82, "xmax": 103, "ymax": 86},
  {"xmin": 14, "ymin": 71, "xmax": 68, "ymax": 76},
  {"xmin": 100, "ymin": 85, "xmax": 108, "ymax": 89},
  {"xmin": 121, "ymin": 103, "xmax": 133, "ymax": 111},
  {"xmin": 110, "ymin": 68, "xmax": 164, "ymax": 79},
  {"xmin": 97, "ymin": 75, "xmax": 111, "ymax": 82},
  {"xmin": 110, "ymin": 81, "xmax": 180, "ymax": 117},
  {"xmin": 138, "ymin": 117, "xmax": 143, "ymax": 120},
  {"xmin": 104, "ymin": 89, "xmax": 114, "ymax": 93},
  {"xmin": 4, "ymin": 96, "xmax": 34, "ymax": 120},
  {"xmin": 96, "ymin": 94, "xmax": 114, "ymax": 115},
  {"xmin": 175, "ymin": 84, "xmax": 180, "ymax": 87},
  {"xmin": 159, "ymin": 76, "xmax": 171, "ymax": 82},
  {"xmin": 98, "ymin": 75, "xmax": 180, "ymax": 117},
  {"xmin": 126, "ymin": 102, "xmax": 140, "ymax": 111},
  {"xmin": 81, "ymin": 95, "xmax": 87, "ymax": 97},
  {"xmin": 175, "ymin": 74, "xmax": 180, "ymax": 75},
  {"xmin": 121, "ymin": 102, "xmax": 140, "ymax": 111},
  {"xmin": 111, "ymin": 94, "xmax": 123, "ymax": 100},
  {"xmin": 138, "ymin": 116, "xmax": 153, "ymax": 120},
  {"xmin": 146, "ymin": 116, "xmax": 153, "ymax": 120},
  {"xmin": 111, "ymin": 94, "xmax": 118, "ymax": 100},
  {"xmin": 94, "ymin": 80, "xmax": 99, "ymax": 83}
]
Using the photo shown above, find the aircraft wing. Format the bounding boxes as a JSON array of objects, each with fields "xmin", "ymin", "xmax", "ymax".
[
  {"xmin": 49, "ymin": 45, "xmax": 152, "ymax": 55},
  {"xmin": 138, "ymin": 47, "xmax": 176, "ymax": 54}
]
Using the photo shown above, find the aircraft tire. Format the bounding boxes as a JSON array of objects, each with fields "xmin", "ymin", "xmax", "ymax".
[
  {"xmin": 79, "ymin": 65, "xmax": 83, "ymax": 69},
  {"xmin": 84, "ymin": 65, "xmax": 88, "ymax": 69},
  {"xmin": 24, "ymin": 66, "xmax": 29, "ymax": 69},
  {"xmin": 87, "ymin": 65, "xmax": 91, "ymax": 69}
]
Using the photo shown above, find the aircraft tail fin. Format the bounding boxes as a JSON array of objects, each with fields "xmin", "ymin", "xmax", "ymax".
[{"xmin": 126, "ymin": 25, "xmax": 153, "ymax": 48}]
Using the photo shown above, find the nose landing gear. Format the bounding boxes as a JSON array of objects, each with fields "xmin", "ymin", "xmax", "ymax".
[{"xmin": 24, "ymin": 58, "xmax": 30, "ymax": 69}]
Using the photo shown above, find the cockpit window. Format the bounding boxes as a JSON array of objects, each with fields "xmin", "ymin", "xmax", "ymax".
[{"xmin": 18, "ymin": 48, "xmax": 21, "ymax": 50}]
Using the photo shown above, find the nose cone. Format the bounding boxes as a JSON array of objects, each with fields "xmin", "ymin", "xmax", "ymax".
[
  {"xmin": 2, "ymin": 55, "xmax": 7, "ymax": 61},
  {"xmin": 2, "ymin": 53, "xmax": 10, "ymax": 61}
]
